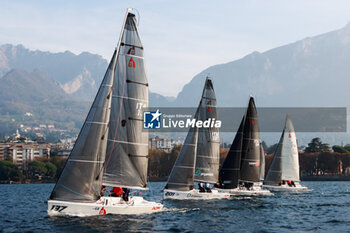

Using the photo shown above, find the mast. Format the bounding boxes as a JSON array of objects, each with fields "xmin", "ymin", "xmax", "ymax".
[
  {"xmin": 194, "ymin": 77, "xmax": 220, "ymax": 184},
  {"xmin": 103, "ymin": 9, "xmax": 149, "ymax": 189}
]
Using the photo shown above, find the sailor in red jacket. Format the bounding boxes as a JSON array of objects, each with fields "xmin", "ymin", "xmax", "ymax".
[{"xmin": 110, "ymin": 187, "xmax": 123, "ymax": 197}]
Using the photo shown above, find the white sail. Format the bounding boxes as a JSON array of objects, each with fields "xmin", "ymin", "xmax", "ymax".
[{"xmin": 281, "ymin": 116, "xmax": 300, "ymax": 181}]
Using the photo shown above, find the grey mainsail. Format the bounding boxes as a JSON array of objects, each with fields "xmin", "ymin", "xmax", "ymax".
[
  {"xmin": 49, "ymin": 51, "xmax": 115, "ymax": 202},
  {"xmin": 194, "ymin": 78, "xmax": 220, "ymax": 184},
  {"xmin": 265, "ymin": 116, "xmax": 300, "ymax": 185},
  {"xmin": 103, "ymin": 12, "xmax": 149, "ymax": 189},
  {"xmin": 239, "ymin": 97, "xmax": 261, "ymax": 183},
  {"xmin": 259, "ymin": 143, "xmax": 265, "ymax": 181},
  {"xmin": 165, "ymin": 111, "xmax": 199, "ymax": 191}
]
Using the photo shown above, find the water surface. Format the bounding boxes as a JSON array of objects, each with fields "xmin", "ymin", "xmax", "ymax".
[{"xmin": 1, "ymin": 182, "xmax": 350, "ymax": 232}]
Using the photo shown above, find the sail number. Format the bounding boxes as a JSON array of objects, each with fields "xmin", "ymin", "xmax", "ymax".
[
  {"xmin": 50, "ymin": 205, "xmax": 67, "ymax": 212},
  {"xmin": 165, "ymin": 192, "xmax": 175, "ymax": 196}
]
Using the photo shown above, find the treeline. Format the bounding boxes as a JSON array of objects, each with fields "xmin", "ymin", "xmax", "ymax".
[{"xmin": 0, "ymin": 156, "xmax": 66, "ymax": 183}]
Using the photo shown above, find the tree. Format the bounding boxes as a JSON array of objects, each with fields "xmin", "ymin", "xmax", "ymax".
[
  {"xmin": 261, "ymin": 141, "xmax": 268, "ymax": 150},
  {"xmin": 0, "ymin": 160, "xmax": 23, "ymax": 181},
  {"xmin": 305, "ymin": 137, "xmax": 330, "ymax": 153},
  {"xmin": 332, "ymin": 145, "xmax": 349, "ymax": 153},
  {"xmin": 28, "ymin": 161, "xmax": 47, "ymax": 178},
  {"xmin": 267, "ymin": 143, "xmax": 279, "ymax": 154},
  {"xmin": 45, "ymin": 162, "xmax": 57, "ymax": 178}
]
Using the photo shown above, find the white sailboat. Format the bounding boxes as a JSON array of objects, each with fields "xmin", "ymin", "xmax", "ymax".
[
  {"xmin": 47, "ymin": 8, "xmax": 163, "ymax": 216},
  {"xmin": 263, "ymin": 116, "xmax": 308, "ymax": 191},
  {"xmin": 163, "ymin": 78, "xmax": 231, "ymax": 200},
  {"xmin": 217, "ymin": 97, "xmax": 271, "ymax": 196}
]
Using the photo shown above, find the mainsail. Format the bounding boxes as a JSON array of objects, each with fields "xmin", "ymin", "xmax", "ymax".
[
  {"xmin": 239, "ymin": 97, "xmax": 261, "ymax": 183},
  {"xmin": 103, "ymin": 12, "xmax": 149, "ymax": 189},
  {"xmin": 49, "ymin": 50, "xmax": 116, "ymax": 202},
  {"xmin": 264, "ymin": 116, "xmax": 300, "ymax": 185},
  {"xmin": 219, "ymin": 97, "xmax": 261, "ymax": 188},
  {"xmin": 165, "ymin": 111, "xmax": 199, "ymax": 191},
  {"xmin": 194, "ymin": 78, "xmax": 220, "ymax": 184}
]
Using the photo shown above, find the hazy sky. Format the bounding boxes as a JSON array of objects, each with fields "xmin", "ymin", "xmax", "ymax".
[{"xmin": 2, "ymin": 0, "xmax": 350, "ymax": 97}]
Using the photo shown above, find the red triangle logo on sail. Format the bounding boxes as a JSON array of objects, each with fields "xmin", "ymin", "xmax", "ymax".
[
  {"xmin": 250, "ymin": 119, "xmax": 254, "ymax": 125},
  {"xmin": 128, "ymin": 57, "xmax": 136, "ymax": 68},
  {"xmin": 207, "ymin": 101, "xmax": 211, "ymax": 112},
  {"xmin": 99, "ymin": 206, "xmax": 106, "ymax": 215},
  {"xmin": 289, "ymin": 131, "xmax": 292, "ymax": 138}
]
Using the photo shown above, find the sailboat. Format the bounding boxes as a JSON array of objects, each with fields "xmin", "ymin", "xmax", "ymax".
[
  {"xmin": 47, "ymin": 8, "xmax": 163, "ymax": 216},
  {"xmin": 217, "ymin": 97, "xmax": 271, "ymax": 196},
  {"xmin": 163, "ymin": 78, "xmax": 231, "ymax": 200},
  {"xmin": 263, "ymin": 116, "xmax": 307, "ymax": 191}
]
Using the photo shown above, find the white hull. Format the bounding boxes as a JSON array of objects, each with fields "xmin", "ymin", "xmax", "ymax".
[
  {"xmin": 48, "ymin": 196, "xmax": 163, "ymax": 217},
  {"xmin": 217, "ymin": 185, "xmax": 272, "ymax": 196},
  {"xmin": 163, "ymin": 189, "xmax": 231, "ymax": 200},
  {"xmin": 263, "ymin": 184, "xmax": 308, "ymax": 192}
]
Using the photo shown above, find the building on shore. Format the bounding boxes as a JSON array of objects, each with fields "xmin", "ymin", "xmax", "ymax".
[
  {"xmin": 149, "ymin": 137, "xmax": 173, "ymax": 152},
  {"xmin": 0, "ymin": 142, "xmax": 50, "ymax": 170}
]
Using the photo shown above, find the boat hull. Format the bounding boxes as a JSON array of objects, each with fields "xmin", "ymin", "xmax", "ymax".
[
  {"xmin": 216, "ymin": 185, "xmax": 272, "ymax": 196},
  {"xmin": 48, "ymin": 196, "xmax": 163, "ymax": 217},
  {"xmin": 263, "ymin": 184, "xmax": 308, "ymax": 191},
  {"xmin": 163, "ymin": 189, "xmax": 232, "ymax": 200}
]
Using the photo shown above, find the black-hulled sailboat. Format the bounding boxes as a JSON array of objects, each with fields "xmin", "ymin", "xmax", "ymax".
[
  {"xmin": 47, "ymin": 8, "xmax": 163, "ymax": 216},
  {"xmin": 163, "ymin": 78, "xmax": 230, "ymax": 199},
  {"xmin": 263, "ymin": 116, "xmax": 307, "ymax": 191},
  {"xmin": 217, "ymin": 97, "xmax": 271, "ymax": 196}
]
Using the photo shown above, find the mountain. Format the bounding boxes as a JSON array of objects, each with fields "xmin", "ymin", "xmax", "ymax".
[
  {"xmin": 0, "ymin": 44, "xmax": 108, "ymax": 101},
  {"xmin": 0, "ymin": 69, "xmax": 89, "ymax": 130},
  {"xmin": 173, "ymin": 23, "xmax": 350, "ymax": 108}
]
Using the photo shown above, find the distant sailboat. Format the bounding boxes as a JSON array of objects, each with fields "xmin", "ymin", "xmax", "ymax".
[
  {"xmin": 47, "ymin": 8, "xmax": 163, "ymax": 216},
  {"xmin": 217, "ymin": 97, "xmax": 271, "ymax": 196},
  {"xmin": 263, "ymin": 116, "xmax": 307, "ymax": 191},
  {"xmin": 163, "ymin": 78, "xmax": 230, "ymax": 199}
]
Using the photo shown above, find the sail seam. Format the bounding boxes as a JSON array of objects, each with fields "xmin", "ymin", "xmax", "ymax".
[
  {"xmin": 86, "ymin": 121, "xmax": 108, "ymax": 125},
  {"xmin": 69, "ymin": 159, "xmax": 104, "ymax": 163},
  {"xmin": 112, "ymin": 95, "xmax": 147, "ymax": 102},
  {"xmin": 120, "ymin": 53, "xmax": 144, "ymax": 59},
  {"xmin": 175, "ymin": 165, "xmax": 194, "ymax": 169},
  {"xmin": 107, "ymin": 139, "xmax": 148, "ymax": 146}
]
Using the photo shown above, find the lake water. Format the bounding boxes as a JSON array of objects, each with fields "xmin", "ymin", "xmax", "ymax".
[{"xmin": 1, "ymin": 182, "xmax": 350, "ymax": 232}]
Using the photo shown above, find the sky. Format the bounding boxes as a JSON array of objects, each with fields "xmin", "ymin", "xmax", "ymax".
[{"xmin": 2, "ymin": 0, "xmax": 350, "ymax": 97}]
